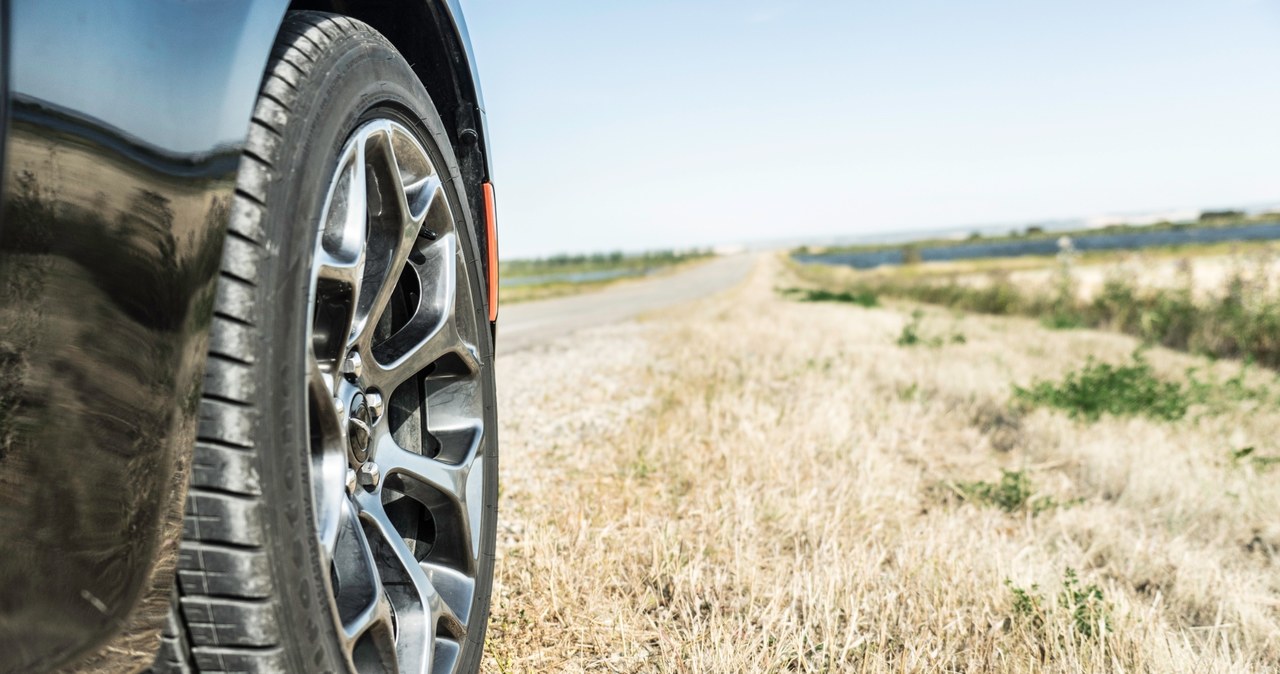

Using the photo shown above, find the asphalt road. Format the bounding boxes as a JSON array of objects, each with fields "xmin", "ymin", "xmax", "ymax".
[{"xmin": 496, "ymin": 254, "xmax": 755, "ymax": 355}]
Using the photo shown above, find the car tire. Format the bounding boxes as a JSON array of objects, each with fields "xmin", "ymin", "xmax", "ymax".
[{"xmin": 152, "ymin": 11, "xmax": 498, "ymax": 674}]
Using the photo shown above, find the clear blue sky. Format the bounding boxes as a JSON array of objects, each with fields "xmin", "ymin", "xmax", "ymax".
[{"xmin": 464, "ymin": 1, "xmax": 1280, "ymax": 258}]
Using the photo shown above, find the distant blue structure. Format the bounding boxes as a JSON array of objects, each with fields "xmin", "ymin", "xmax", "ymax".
[{"xmin": 796, "ymin": 222, "xmax": 1280, "ymax": 270}]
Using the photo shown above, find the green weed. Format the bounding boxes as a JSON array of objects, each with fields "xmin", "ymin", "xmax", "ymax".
[
  {"xmin": 1007, "ymin": 568, "xmax": 1111, "ymax": 642},
  {"xmin": 1229, "ymin": 446, "xmax": 1280, "ymax": 472},
  {"xmin": 779, "ymin": 287, "xmax": 879, "ymax": 307},
  {"xmin": 1007, "ymin": 580, "xmax": 1045, "ymax": 631},
  {"xmin": 1185, "ymin": 362, "xmax": 1273, "ymax": 410},
  {"xmin": 1014, "ymin": 351, "xmax": 1189, "ymax": 421},
  {"xmin": 896, "ymin": 310, "xmax": 965, "ymax": 347},
  {"xmin": 897, "ymin": 310, "xmax": 928, "ymax": 346},
  {"xmin": 1041, "ymin": 311, "xmax": 1086, "ymax": 330},
  {"xmin": 1059, "ymin": 568, "xmax": 1111, "ymax": 639},
  {"xmin": 954, "ymin": 469, "xmax": 1056, "ymax": 514}
]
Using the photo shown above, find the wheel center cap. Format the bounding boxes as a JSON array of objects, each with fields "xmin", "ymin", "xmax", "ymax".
[{"xmin": 347, "ymin": 391, "xmax": 372, "ymax": 464}]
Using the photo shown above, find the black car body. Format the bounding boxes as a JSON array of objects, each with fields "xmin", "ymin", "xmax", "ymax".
[{"xmin": 0, "ymin": 2, "xmax": 494, "ymax": 670}]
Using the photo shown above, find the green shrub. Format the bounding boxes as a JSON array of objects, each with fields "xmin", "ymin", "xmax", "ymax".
[
  {"xmin": 794, "ymin": 260, "xmax": 1280, "ymax": 369},
  {"xmin": 1140, "ymin": 288, "xmax": 1197, "ymax": 349},
  {"xmin": 897, "ymin": 310, "xmax": 926, "ymax": 346},
  {"xmin": 895, "ymin": 309, "xmax": 967, "ymax": 348},
  {"xmin": 1041, "ymin": 311, "xmax": 1086, "ymax": 330},
  {"xmin": 1091, "ymin": 277, "xmax": 1141, "ymax": 332},
  {"xmin": 955, "ymin": 469, "xmax": 1056, "ymax": 514},
  {"xmin": 1185, "ymin": 362, "xmax": 1273, "ymax": 412},
  {"xmin": 779, "ymin": 287, "xmax": 879, "ymax": 307},
  {"xmin": 1059, "ymin": 568, "xmax": 1111, "ymax": 639},
  {"xmin": 1007, "ymin": 580, "xmax": 1045, "ymax": 631},
  {"xmin": 1229, "ymin": 446, "xmax": 1280, "ymax": 472},
  {"xmin": 1014, "ymin": 352, "xmax": 1189, "ymax": 421},
  {"xmin": 1007, "ymin": 569, "xmax": 1111, "ymax": 643}
]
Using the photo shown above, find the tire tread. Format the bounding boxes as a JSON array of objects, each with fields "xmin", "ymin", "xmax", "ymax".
[{"xmin": 155, "ymin": 11, "xmax": 368, "ymax": 673}]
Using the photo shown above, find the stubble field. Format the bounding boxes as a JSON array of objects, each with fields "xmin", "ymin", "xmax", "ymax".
[{"xmin": 483, "ymin": 255, "xmax": 1280, "ymax": 673}]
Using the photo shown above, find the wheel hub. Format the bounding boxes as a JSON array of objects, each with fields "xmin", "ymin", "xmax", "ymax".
[{"xmin": 346, "ymin": 389, "xmax": 372, "ymax": 464}]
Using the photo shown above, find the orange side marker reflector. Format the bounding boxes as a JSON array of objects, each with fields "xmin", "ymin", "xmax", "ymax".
[{"xmin": 483, "ymin": 182, "xmax": 499, "ymax": 322}]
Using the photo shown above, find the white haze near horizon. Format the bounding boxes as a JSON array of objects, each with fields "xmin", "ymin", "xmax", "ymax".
[{"xmin": 463, "ymin": 1, "xmax": 1280, "ymax": 259}]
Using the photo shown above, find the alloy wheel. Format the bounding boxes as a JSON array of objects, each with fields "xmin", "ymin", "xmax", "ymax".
[{"xmin": 305, "ymin": 118, "xmax": 487, "ymax": 674}]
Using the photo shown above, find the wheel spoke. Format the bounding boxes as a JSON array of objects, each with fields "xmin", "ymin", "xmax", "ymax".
[
  {"xmin": 356, "ymin": 129, "xmax": 444, "ymax": 349},
  {"xmin": 328, "ymin": 500, "xmax": 399, "ymax": 671},
  {"xmin": 372, "ymin": 432, "xmax": 483, "ymax": 587},
  {"xmin": 334, "ymin": 502, "xmax": 385, "ymax": 635},
  {"xmin": 374, "ymin": 323, "xmax": 477, "ymax": 396},
  {"xmin": 316, "ymin": 142, "xmax": 369, "ymax": 285},
  {"xmin": 309, "ymin": 353, "xmax": 347, "ymax": 554},
  {"xmin": 374, "ymin": 434, "xmax": 468, "ymax": 506},
  {"xmin": 307, "ymin": 353, "xmax": 340, "ymax": 429},
  {"xmin": 421, "ymin": 562, "xmax": 476, "ymax": 628},
  {"xmin": 316, "ymin": 245, "xmax": 366, "ymax": 289},
  {"xmin": 313, "ymin": 139, "xmax": 369, "ymax": 357},
  {"xmin": 357, "ymin": 493, "xmax": 466, "ymax": 671},
  {"xmin": 363, "ymin": 234, "xmax": 479, "ymax": 393},
  {"xmin": 340, "ymin": 575, "xmax": 393, "ymax": 644},
  {"xmin": 346, "ymin": 596, "xmax": 400, "ymax": 673},
  {"xmin": 404, "ymin": 174, "xmax": 443, "ymax": 222},
  {"xmin": 343, "ymin": 594, "xmax": 390, "ymax": 638}
]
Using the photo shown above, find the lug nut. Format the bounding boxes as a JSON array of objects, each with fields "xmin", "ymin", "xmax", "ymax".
[
  {"xmin": 346, "ymin": 468, "xmax": 357, "ymax": 494},
  {"xmin": 365, "ymin": 390, "xmax": 384, "ymax": 419},
  {"xmin": 357, "ymin": 462, "xmax": 380, "ymax": 490},
  {"xmin": 342, "ymin": 352, "xmax": 363, "ymax": 380}
]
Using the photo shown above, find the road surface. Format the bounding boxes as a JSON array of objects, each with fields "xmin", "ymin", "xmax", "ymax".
[{"xmin": 496, "ymin": 254, "xmax": 754, "ymax": 354}]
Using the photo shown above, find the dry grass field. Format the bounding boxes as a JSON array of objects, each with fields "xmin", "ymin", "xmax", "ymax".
[
  {"xmin": 908, "ymin": 244, "xmax": 1280, "ymax": 303},
  {"xmin": 484, "ymin": 254, "xmax": 1280, "ymax": 673}
]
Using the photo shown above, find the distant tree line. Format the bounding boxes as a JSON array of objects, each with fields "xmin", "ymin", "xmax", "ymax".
[
  {"xmin": 502, "ymin": 248, "xmax": 713, "ymax": 276},
  {"xmin": 1199, "ymin": 210, "xmax": 1246, "ymax": 222},
  {"xmin": 525, "ymin": 249, "xmax": 704, "ymax": 267}
]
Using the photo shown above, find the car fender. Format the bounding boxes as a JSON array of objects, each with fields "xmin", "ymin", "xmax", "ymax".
[{"xmin": 0, "ymin": 1, "xmax": 289, "ymax": 670}]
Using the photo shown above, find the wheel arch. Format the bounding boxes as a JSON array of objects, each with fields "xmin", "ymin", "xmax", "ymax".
[{"xmin": 288, "ymin": 0, "xmax": 495, "ymax": 294}]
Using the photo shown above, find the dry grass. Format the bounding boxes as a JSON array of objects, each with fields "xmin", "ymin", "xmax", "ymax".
[
  {"xmin": 485, "ymin": 254, "xmax": 1280, "ymax": 673},
  {"xmin": 848, "ymin": 243, "xmax": 1280, "ymax": 303},
  {"xmin": 792, "ymin": 250, "xmax": 1280, "ymax": 369}
]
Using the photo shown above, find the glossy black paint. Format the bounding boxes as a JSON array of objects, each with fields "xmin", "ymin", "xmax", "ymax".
[
  {"xmin": 0, "ymin": 1, "xmax": 490, "ymax": 671},
  {"xmin": 0, "ymin": 0, "xmax": 8, "ymax": 221},
  {"xmin": 0, "ymin": 4, "xmax": 289, "ymax": 668}
]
